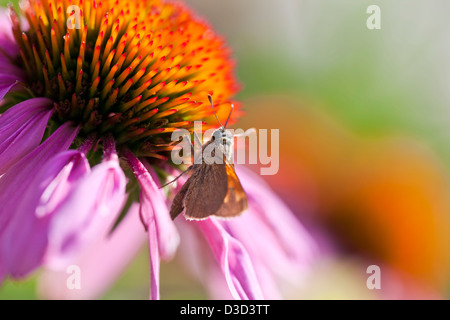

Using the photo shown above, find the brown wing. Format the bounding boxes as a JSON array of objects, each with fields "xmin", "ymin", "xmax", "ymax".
[
  {"xmin": 169, "ymin": 176, "xmax": 192, "ymax": 220},
  {"xmin": 170, "ymin": 140, "xmax": 247, "ymax": 220},
  {"xmin": 183, "ymin": 162, "xmax": 229, "ymax": 220},
  {"xmin": 213, "ymin": 162, "xmax": 248, "ymax": 218}
]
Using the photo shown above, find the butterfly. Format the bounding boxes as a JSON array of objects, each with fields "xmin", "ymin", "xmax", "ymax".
[{"xmin": 167, "ymin": 95, "xmax": 252, "ymax": 220}]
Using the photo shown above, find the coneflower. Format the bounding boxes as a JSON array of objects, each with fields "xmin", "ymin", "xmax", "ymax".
[{"xmin": 0, "ymin": 0, "xmax": 316, "ymax": 299}]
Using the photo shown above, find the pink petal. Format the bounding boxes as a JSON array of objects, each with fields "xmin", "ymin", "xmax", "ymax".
[
  {"xmin": 125, "ymin": 152, "xmax": 180, "ymax": 261},
  {"xmin": 196, "ymin": 218, "xmax": 264, "ymax": 300},
  {"xmin": 1, "ymin": 151, "xmax": 88, "ymax": 278},
  {"xmin": 236, "ymin": 166, "xmax": 318, "ymax": 266},
  {"xmin": 0, "ymin": 98, "xmax": 53, "ymax": 174},
  {"xmin": 140, "ymin": 162, "xmax": 180, "ymax": 261},
  {"xmin": 35, "ymin": 151, "xmax": 90, "ymax": 218},
  {"xmin": 44, "ymin": 155, "xmax": 127, "ymax": 269},
  {"xmin": 123, "ymin": 151, "xmax": 180, "ymax": 300},
  {"xmin": 178, "ymin": 217, "xmax": 280, "ymax": 299},
  {"xmin": 0, "ymin": 265, "xmax": 4, "ymax": 284},
  {"xmin": 174, "ymin": 166, "xmax": 318, "ymax": 299},
  {"xmin": 176, "ymin": 220, "xmax": 234, "ymax": 299},
  {"xmin": 0, "ymin": 123, "xmax": 79, "ymax": 278},
  {"xmin": 223, "ymin": 204, "xmax": 314, "ymax": 293},
  {"xmin": 0, "ymin": 122, "xmax": 78, "ymax": 232},
  {"xmin": 0, "ymin": 7, "xmax": 26, "ymax": 93},
  {"xmin": 147, "ymin": 215, "xmax": 160, "ymax": 300},
  {"xmin": 0, "ymin": 9, "xmax": 20, "ymax": 57},
  {"xmin": 0, "ymin": 76, "xmax": 20, "ymax": 101},
  {"xmin": 37, "ymin": 204, "xmax": 147, "ymax": 299},
  {"xmin": 221, "ymin": 167, "xmax": 318, "ymax": 296}
]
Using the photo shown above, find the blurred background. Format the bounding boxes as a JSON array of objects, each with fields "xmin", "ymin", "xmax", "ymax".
[{"xmin": 2, "ymin": 0, "xmax": 450, "ymax": 299}]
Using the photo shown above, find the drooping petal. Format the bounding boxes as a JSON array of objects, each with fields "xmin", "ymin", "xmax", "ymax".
[
  {"xmin": 147, "ymin": 215, "xmax": 160, "ymax": 300},
  {"xmin": 1, "ymin": 151, "xmax": 89, "ymax": 278},
  {"xmin": 125, "ymin": 151, "xmax": 180, "ymax": 261},
  {"xmin": 141, "ymin": 161, "xmax": 180, "ymax": 261},
  {"xmin": 0, "ymin": 122, "xmax": 78, "ymax": 231},
  {"xmin": 0, "ymin": 97, "xmax": 53, "ymax": 174},
  {"xmin": 196, "ymin": 218, "xmax": 264, "ymax": 300},
  {"xmin": 235, "ymin": 166, "xmax": 318, "ymax": 267},
  {"xmin": 0, "ymin": 123, "xmax": 79, "ymax": 278},
  {"xmin": 175, "ymin": 165, "xmax": 318, "ymax": 299},
  {"xmin": 179, "ymin": 215, "xmax": 280, "ymax": 299},
  {"xmin": 123, "ymin": 150, "xmax": 180, "ymax": 300},
  {"xmin": 222, "ymin": 167, "xmax": 318, "ymax": 297},
  {"xmin": 37, "ymin": 204, "xmax": 147, "ymax": 299},
  {"xmin": 222, "ymin": 211, "xmax": 308, "ymax": 299},
  {"xmin": 44, "ymin": 152, "xmax": 127, "ymax": 269},
  {"xmin": 35, "ymin": 151, "xmax": 90, "ymax": 218},
  {"xmin": 174, "ymin": 218, "xmax": 233, "ymax": 299}
]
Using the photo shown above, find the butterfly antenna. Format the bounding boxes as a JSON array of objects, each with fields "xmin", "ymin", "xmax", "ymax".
[
  {"xmin": 224, "ymin": 103, "xmax": 234, "ymax": 129},
  {"xmin": 208, "ymin": 94, "xmax": 224, "ymax": 128}
]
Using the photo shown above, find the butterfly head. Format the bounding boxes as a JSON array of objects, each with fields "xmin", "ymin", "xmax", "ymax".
[
  {"xmin": 212, "ymin": 127, "xmax": 234, "ymax": 162},
  {"xmin": 213, "ymin": 127, "xmax": 233, "ymax": 146}
]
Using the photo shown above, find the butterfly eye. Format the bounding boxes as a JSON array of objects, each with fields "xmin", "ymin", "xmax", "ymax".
[{"xmin": 213, "ymin": 130, "xmax": 222, "ymax": 141}]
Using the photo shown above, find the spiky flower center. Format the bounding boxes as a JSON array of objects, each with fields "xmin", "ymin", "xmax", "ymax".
[{"xmin": 9, "ymin": 0, "xmax": 238, "ymax": 154}]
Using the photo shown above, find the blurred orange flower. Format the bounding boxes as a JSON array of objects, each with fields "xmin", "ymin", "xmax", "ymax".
[{"xmin": 238, "ymin": 94, "xmax": 450, "ymax": 295}]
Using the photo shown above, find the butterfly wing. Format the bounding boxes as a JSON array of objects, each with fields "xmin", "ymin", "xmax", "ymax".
[
  {"xmin": 169, "ymin": 175, "xmax": 192, "ymax": 220},
  {"xmin": 212, "ymin": 162, "xmax": 248, "ymax": 218},
  {"xmin": 170, "ymin": 139, "xmax": 247, "ymax": 220},
  {"xmin": 183, "ymin": 162, "xmax": 229, "ymax": 220}
]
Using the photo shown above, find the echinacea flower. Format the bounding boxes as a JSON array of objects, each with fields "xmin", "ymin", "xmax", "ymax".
[{"xmin": 0, "ymin": 0, "xmax": 317, "ymax": 299}]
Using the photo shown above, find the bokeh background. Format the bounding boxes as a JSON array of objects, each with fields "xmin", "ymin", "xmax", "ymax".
[{"xmin": 1, "ymin": 0, "xmax": 450, "ymax": 299}]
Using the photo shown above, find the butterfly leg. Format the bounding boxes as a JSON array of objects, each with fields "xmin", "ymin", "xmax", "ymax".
[{"xmin": 160, "ymin": 166, "xmax": 193, "ymax": 188}]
